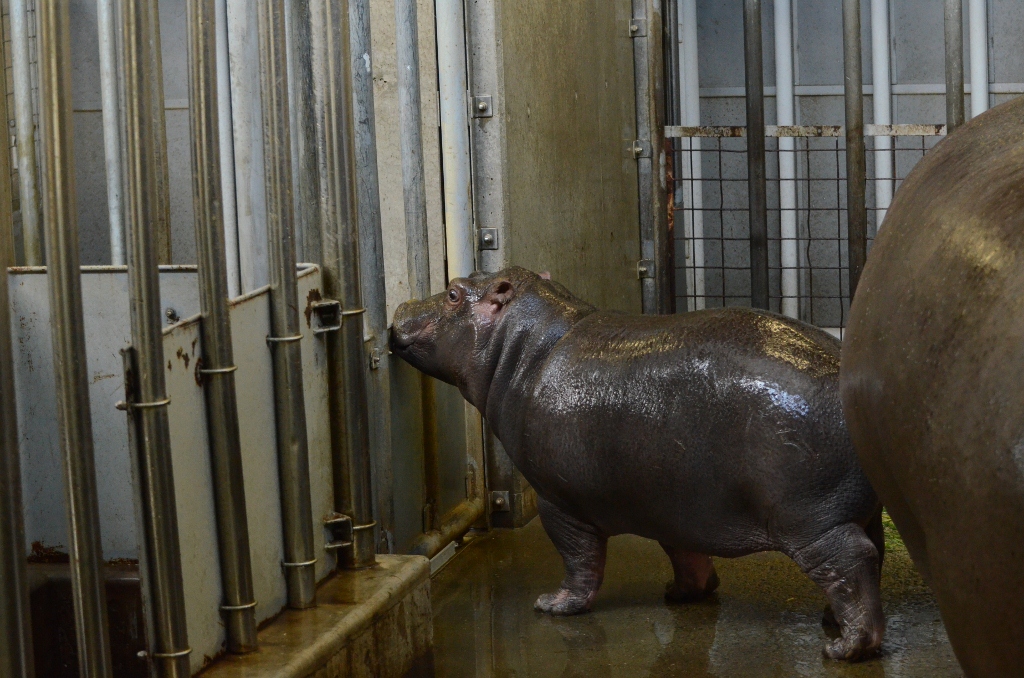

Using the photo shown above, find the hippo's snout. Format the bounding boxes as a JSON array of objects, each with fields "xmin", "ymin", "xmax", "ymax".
[{"xmin": 389, "ymin": 324, "xmax": 418, "ymax": 351}]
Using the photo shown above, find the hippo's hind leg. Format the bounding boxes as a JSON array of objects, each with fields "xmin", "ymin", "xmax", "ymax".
[
  {"xmin": 660, "ymin": 544, "xmax": 720, "ymax": 603},
  {"xmin": 790, "ymin": 522, "xmax": 884, "ymax": 661},
  {"xmin": 534, "ymin": 496, "xmax": 607, "ymax": 616}
]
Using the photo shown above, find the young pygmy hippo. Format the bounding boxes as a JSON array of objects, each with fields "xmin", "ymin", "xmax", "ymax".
[{"xmin": 390, "ymin": 267, "xmax": 883, "ymax": 661}]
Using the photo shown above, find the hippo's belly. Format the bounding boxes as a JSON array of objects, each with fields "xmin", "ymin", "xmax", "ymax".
[{"xmin": 513, "ymin": 309, "xmax": 875, "ymax": 557}]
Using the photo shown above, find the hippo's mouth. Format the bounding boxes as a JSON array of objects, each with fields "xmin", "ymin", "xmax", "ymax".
[{"xmin": 389, "ymin": 320, "xmax": 435, "ymax": 354}]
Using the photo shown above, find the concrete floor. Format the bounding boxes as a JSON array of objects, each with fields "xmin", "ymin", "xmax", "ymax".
[{"xmin": 432, "ymin": 517, "xmax": 962, "ymax": 677}]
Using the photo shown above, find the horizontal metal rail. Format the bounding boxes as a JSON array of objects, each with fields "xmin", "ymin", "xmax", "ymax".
[{"xmin": 666, "ymin": 124, "xmax": 947, "ymax": 138}]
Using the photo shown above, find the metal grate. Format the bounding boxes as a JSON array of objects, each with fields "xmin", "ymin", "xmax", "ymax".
[{"xmin": 668, "ymin": 125, "xmax": 945, "ymax": 336}]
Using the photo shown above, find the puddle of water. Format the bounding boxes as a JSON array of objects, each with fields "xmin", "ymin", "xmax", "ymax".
[{"xmin": 432, "ymin": 518, "xmax": 961, "ymax": 677}]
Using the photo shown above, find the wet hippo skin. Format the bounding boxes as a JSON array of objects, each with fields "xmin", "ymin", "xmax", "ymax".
[
  {"xmin": 840, "ymin": 97, "xmax": 1024, "ymax": 677},
  {"xmin": 392, "ymin": 267, "xmax": 883, "ymax": 660}
]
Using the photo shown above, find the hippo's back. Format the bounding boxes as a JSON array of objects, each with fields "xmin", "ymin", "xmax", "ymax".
[
  {"xmin": 841, "ymin": 96, "xmax": 1024, "ymax": 676},
  {"xmin": 519, "ymin": 306, "xmax": 873, "ymax": 554}
]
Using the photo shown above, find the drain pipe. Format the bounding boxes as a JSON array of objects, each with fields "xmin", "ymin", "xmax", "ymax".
[
  {"xmin": 257, "ymin": 0, "xmax": 318, "ymax": 607},
  {"xmin": 871, "ymin": 0, "xmax": 893, "ymax": 227},
  {"xmin": 743, "ymin": 0, "xmax": 768, "ymax": 310},
  {"xmin": 436, "ymin": 0, "xmax": 475, "ymax": 280},
  {"xmin": 186, "ymin": 0, "xmax": 258, "ymax": 653},
  {"xmin": 36, "ymin": 2, "xmax": 113, "ymax": 675},
  {"xmin": 679, "ymin": 0, "xmax": 704, "ymax": 311},
  {"xmin": 944, "ymin": 0, "xmax": 965, "ymax": 132},
  {"xmin": 97, "ymin": 0, "xmax": 124, "ymax": 265},
  {"xmin": 215, "ymin": 0, "xmax": 241, "ymax": 297},
  {"xmin": 0, "ymin": 34, "xmax": 33, "ymax": 676},
  {"xmin": 118, "ymin": 1, "xmax": 193, "ymax": 673},
  {"xmin": 774, "ymin": 0, "xmax": 798, "ymax": 319},
  {"xmin": 10, "ymin": 0, "xmax": 41, "ymax": 265},
  {"xmin": 843, "ymin": 0, "xmax": 867, "ymax": 297},
  {"xmin": 968, "ymin": 0, "xmax": 989, "ymax": 118},
  {"xmin": 309, "ymin": 0, "xmax": 377, "ymax": 570}
]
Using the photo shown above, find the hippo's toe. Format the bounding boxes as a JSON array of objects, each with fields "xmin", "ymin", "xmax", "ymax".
[
  {"xmin": 823, "ymin": 626, "xmax": 883, "ymax": 662},
  {"xmin": 534, "ymin": 588, "xmax": 593, "ymax": 615}
]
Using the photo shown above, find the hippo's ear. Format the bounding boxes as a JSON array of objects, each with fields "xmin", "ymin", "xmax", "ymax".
[{"xmin": 479, "ymin": 280, "xmax": 515, "ymax": 319}]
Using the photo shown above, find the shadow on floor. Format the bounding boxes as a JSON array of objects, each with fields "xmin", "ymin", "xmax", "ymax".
[{"xmin": 431, "ymin": 518, "xmax": 961, "ymax": 677}]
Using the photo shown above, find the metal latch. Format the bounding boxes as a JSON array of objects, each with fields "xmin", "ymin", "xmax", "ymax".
[
  {"xmin": 490, "ymin": 491, "xmax": 510, "ymax": 513},
  {"xmin": 472, "ymin": 95, "xmax": 493, "ymax": 118},
  {"xmin": 637, "ymin": 259, "xmax": 655, "ymax": 279},
  {"xmin": 628, "ymin": 18, "xmax": 647, "ymax": 37},
  {"xmin": 324, "ymin": 513, "xmax": 353, "ymax": 552},
  {"xmin": 312, "ymin": 299, "xmax": 342, "ymax": 335},
  {"xmin": 479, "ymin": 228, "xmax": 499, "ymax": 250},
  {"xmin": 626, "ymin": 139, "xmax": 651, "ymax": 159}
]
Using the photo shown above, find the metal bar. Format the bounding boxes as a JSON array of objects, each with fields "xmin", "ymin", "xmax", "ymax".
[
  {"xmin": 743, "ymin": 0, "xmax": 768, "ymax": 310},
  {"xmin": 117, "ymin": 0, "xmax": 192, "ymax": 673},
  {"xmin": 632, "ymin": 0, "xmax": 671, "ymax": 314},
  {"xmin": 944, "ymin": 0, "xmax": 965, "ymax": 132},
  {"xmin": 349, "ymin": 0, "xmax": 394, "ymax": 550},
  {"xmin": 436, "ymin": 0, "xmax": 475, "ymax": 280},
  {"xmin": 969, "ymin": 0, "xmax": 989, "ymax": 118},
  {"xmin": 285, "ymin": 0, "xmax": 320, "ymax": 265},
  {"xmin": 0, "ymin": 25, "xmax": 33, "ymax": 674},
  {"xmin": 186, "ymin": 0, "xmax": 258, "ymax": 652},
  {"xmin": 696, "ymin": 82, "xmax": 1023, "ymax": 98},
  {"xmin": 215, "ymin": 0, "xmax": 241, "ymax": 297},
  {"xmin": 679, "ymin": 0, "xmax": 705, "ymax": 311},
  {"xmin": 257, "ymin": 0, "xmax": 318, "ymax": 606},
  {"xmin": 843, "ymin": 0, "xmax": 867, "ymax": 298},
  {"xmin": 35, "ymin": 1, "xmax": 113, "ymax": 675},
  {"xmin": 665, "ymin": 124, "xmax": 945, "ymax": 138},
  {"xmin": 774, "ymin": 0, "xmax": 798, "ymax": 318},
  {"xmin": 309, "ymin": 0, "xmax": 376, "ymax": 569},
  {"xmin": 663, "ymin": 0, "xmax": 679, "ymax": 309},
  {"xmin": 871, "ymin": 0, "xmax": 893, "ymax": 227},
  {"xmin": 10, "ymin": 0, "xmax": 41, "ymax": 265},
  {"xmin": 97, "ymin": 0, "xmax": 124, "ymax": 265}
]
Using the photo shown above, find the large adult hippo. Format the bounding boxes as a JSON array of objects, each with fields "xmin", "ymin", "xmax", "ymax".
[
  {"xmin": 840, "ymin": 97, "xmax": 1024, "ymax": 676},
  {"xmin": 392, "ymin": 267, "xmax": 883, "ymax": 660}
]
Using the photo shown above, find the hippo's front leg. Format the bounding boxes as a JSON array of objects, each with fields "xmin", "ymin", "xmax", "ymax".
[{"xmin": 534, "ymin": 496, "xmax": 607, "ymax": 615}]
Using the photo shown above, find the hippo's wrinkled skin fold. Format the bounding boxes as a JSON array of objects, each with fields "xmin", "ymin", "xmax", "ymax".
[
  {"xmin": 841, "ymin": 96, "xmax": 1024, "ymax": 677},
  {"xmin": 392, "ymin": 267, "xmax": 883, "ymax": 661}
]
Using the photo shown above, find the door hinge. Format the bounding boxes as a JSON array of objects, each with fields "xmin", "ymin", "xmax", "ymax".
[
  {"xmin": 628, "ymin": 19, "xmax": 648, "ymax": 37},
  {"xmin": 637, "ymin": 259, "xmax": 655, "ymax": 279}
]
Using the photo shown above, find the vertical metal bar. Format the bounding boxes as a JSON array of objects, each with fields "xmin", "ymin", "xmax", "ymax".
[
  {"xmin": 215, "ymin": 0, "xmax": 241, "ymax": 297},
  {"xmin": 436, "ymin": 0, "xmax": 475, "ymax": 281},
  {"xmin": 10, "ymin": 0, "xmax": 41, "ymax": 265},
  {"xmin": 774, "ymin": 0, "xmax": 799, "ymax": 318},
  {"xmin": 97, "ymin": 0, "xmax": 124, "ymax": 265},
  {"xmin": 679, "ymin": 0, "xmax": 704, "ymax": 311},
  {"xmin": 117, "ymin": 0, "xmax": 192, "ymax": 674},
  {"xmin": 0, "ymin": 28, "xmax": 33, "ymax": 675},
  {"xmin": 944, "ymin": 0, "xmax": 965, "ymax": 132},
  {"xmin": 632, "ymin": 0, "xmax": 670, "ymax": 314},
  {"xmin": 257, "ymin": 0, "xmax": 318, "ymax": 607},
  {"xmin": 310, "ymin": 0, "xmax": 376, "ymax": 569},
  {"xmin": 871, "ymin": 0, "xmax": 893, "ymax": 227},
  {"xmin": 968, "ymin": 0, "xmax": 989, "ymax": 118},
  {"xmin": 186, "ymin": 0, "xmax": 258, "ymax": 652},
  {"xmin": 349, "ymin": 0, "xmax": 394, "ymax": 549},
  {"xmin": 743, "ymin": 0, "xmax": 768, "ymax": 310},
  {"xmin": 285, "ymin": 0, "xmax": 320, "ymax": 265},
  {"xmin": 36, "ymin": 2, "xmax": 113, "ymax": 675},
  {"xmin": 843, "ymin": 0, "xmax": 867, "ymax": 298}
]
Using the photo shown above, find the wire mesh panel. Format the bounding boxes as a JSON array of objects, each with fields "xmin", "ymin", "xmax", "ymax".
[{"xmin": 668, "ymin": 125, "xmax": 945, "ymax": 335}]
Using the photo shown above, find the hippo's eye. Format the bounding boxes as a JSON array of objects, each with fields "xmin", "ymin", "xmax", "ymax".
[{"xmin": 447, "ymin": 288, "xmax": 461, "ymax": 304}]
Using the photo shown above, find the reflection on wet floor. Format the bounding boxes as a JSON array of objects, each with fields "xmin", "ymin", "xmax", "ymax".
[{"xmin": 432, "ymin": 517, "xmax": 961, "ymax": 677}]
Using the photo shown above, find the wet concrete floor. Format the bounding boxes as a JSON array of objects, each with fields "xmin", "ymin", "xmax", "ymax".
[{"xmin": 432, "ymin": 517, "xmax": 961, "ymax": 677}]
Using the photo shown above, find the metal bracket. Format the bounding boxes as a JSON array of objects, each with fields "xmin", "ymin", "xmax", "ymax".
[
  {"xmin": 637, "ymin": 259, "xmax": 655, "ymax": 279},
  {"xmin": 626, "ymin": 139, "xmax": 652, "ymax": 159},
  {"xmin": 490, "ymin": 490, "xmax": 511, "ymax": 513},
  {"xmin": 369, "ymin": 347, "xmax": 383, "ymax": 370},
  {"xmin": 628, "ymin": 18, "xmax": 647, "ymax": 37},
  {"xmin": 312, "ymin": 299, "xmax": 342, "ymax": 335},
  {"xmin": 471, "ymin": 95, "xmax": 493, "ymax": 118},
  {"xmin": 478, "ymin": 228, "xmax": 499, "ymax": 250},
  {"xmin": 324, "ymin": 513, "xmax": 353, "ymax": 552}
]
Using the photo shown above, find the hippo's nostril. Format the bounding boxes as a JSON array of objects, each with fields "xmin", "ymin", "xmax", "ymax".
[{"xmin": 390, "ymin": 326, "xmax": 417, "ymax": 350}]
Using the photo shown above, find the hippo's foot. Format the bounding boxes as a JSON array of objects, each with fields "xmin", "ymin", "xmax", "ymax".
[
  {"xmin": 661, "ymin": 545, "xmax": 720, "ymax": 603},
  {"xmin": 536, "ymin": 497, "xmax": 608, "ymax": 616},
  {"xmin": 790, "ymin": 522, "xmax": 884, "ymax": 662},
  {"xmin": 534, "ymin": 588, "xmax": 595, "ymax": 615}
]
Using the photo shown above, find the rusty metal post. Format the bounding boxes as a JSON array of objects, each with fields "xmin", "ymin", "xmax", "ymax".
[
  {"xmin": 257, "ymin": 0, "xmax": 318, "ymax": 607},
  {"xmin": 117, "ymin": 0, "xmax": 192, "ymax": 674},
  {"xmin": 944, "ymin": 0, "xmax": 966, "ymax": 132},
  {"xmin": 36, "ymin": 2, "xmax": 113, "ymax": 675},
  {"xmin": 843, "ymin": 0, "xmax": 868, "ymax": 297},
  {"xmin": 310, "ymin": 0, "xmax": 376, "ymax": 569},
  {"xmin": 185, "ymin": 0, "xmax": 258, "ymax": 652},
  {"xmin": 744, "ymin": 0, "xmax": 769, "ymax": 310},
  {"xmin": 0, "ymin": 27, "xmax": 33, "ymax": 676}
]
